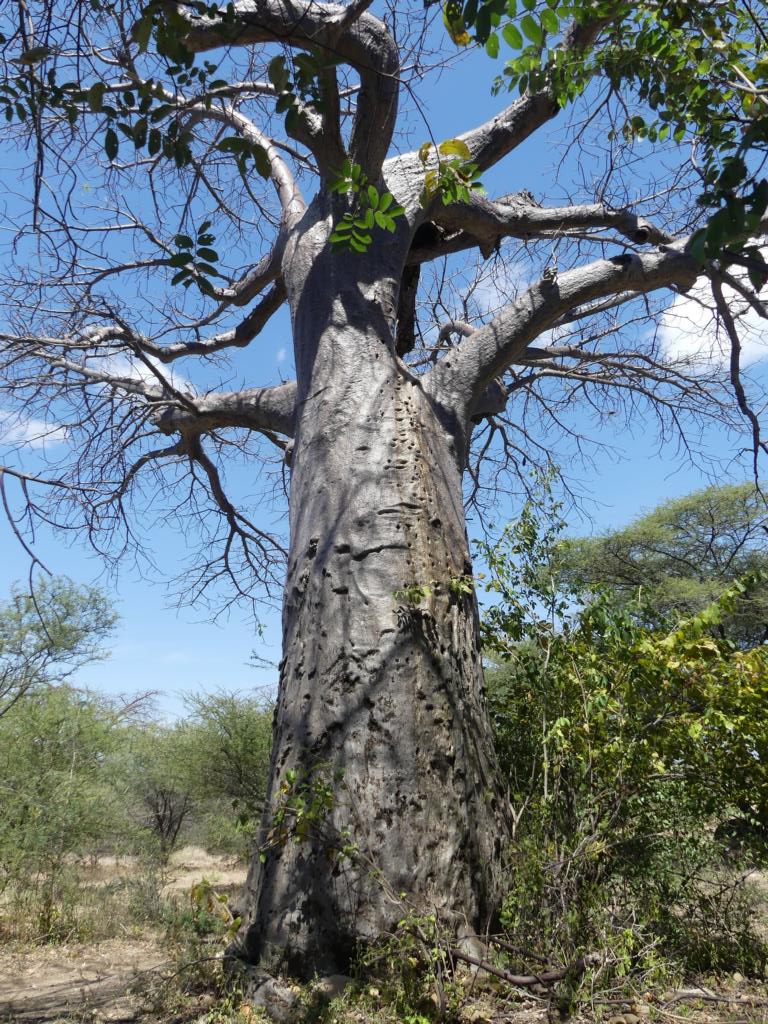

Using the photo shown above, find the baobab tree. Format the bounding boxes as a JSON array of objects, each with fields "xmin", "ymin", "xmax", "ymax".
[{"xmin": 0, "ymin": 0, "xmax": 766, "ymax": 978}]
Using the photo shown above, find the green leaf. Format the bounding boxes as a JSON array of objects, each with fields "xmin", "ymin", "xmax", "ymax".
[
  {"xmin": 502, "ymin": 21, "xmax": 523, "ymax": 48},
  {"xmin": 195, "ymin": 247, "xmax": 219, "ymax": 261},
  {"xmin": 253, "ymin": 145, "xmax": 271, "ymax": 179},
  {"xmin": 540, "ymin": 8, "xmax": 559, "ymax": 33},
  {"xmin": 485, "ymin": 31, "xmax": 500, "ymax": 58},
  {"xmin": 520, "ymin": 14, "xmax": 543, "ymax": 44},
  {"xmin": 131, "ymin": 13, "xmax": 153, "ymax": 53},
  {"xmin": 267, "ymin": 57, "xmax": 290, "ymax": 91},
  {"xmin": 168, "ymin": 252, "xmax": 194, "ymax": 267},
  {"xmin": 195, "ymin": 262, "xmax": 221, "ymax": 277},
  {"xmin": 132, "ymin": 117, "xmax": 147, "ymax": 149},
  {"xmin": 14, "ymin": 45, "xmax": 53, "ymax": 65},
  {"xmin": 87, "ymin": 83, "xmax": 106, "ymax": 113},
  {"xmin": 275, "ymin": 92, "xmax": 296, "ymax": 114},
  {"xmin": 104, "ymin": 127, "xmax": 118, "ymax": 161}
]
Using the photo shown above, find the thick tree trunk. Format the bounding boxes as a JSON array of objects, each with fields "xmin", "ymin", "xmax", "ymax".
[{"xmin": 236, "ymin": 222, "xmax": 508, "ymax": 978}]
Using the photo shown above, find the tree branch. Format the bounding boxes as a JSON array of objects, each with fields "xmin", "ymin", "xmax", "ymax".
[
  {"xmin": 454, "ymin": 11, "xmax": 618, "ymax": 173},
  {"xmin": 184, "ymin": 103, "xmax": 305, "ymax": 222},
  {"xmin": 710, "ymin": 275, "xmax": 768, "ymax": 476},
  {"xmin": 156, "ymin": 381, "xmax": 298, "ymax": 439},
  {"xmin": 137, "ymin": 283, "xmax": 287, "ymax": 363},
  {"xmin": 181, "ymin": 0, "xmax": 399, "ymax": 180},
  {"xmin": 428, "ymin": 194, "xmax": 668, "ymax": 258},
  {"xmin": 424, "ymin": 246, "xmax": 700, "ymax": 423}
]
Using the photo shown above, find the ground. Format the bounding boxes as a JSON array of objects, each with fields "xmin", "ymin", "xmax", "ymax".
[
  {"xmin": 0, "ymin": 847, "xmax": 246, "ymax": 1023},
  {"xmin": 1, "ymin": 852, "xmax": 767, "ymax": 1024}
]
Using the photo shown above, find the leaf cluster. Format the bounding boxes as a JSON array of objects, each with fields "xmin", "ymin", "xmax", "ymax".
[
  {"xmin": 329, "ymin": 159, "xmax": 406, "ymax": 252},
  {"xmin": 435, "ymin": 0, "xmax": 768, "ymax": 276},
  {"xmin": 418, "ymin": 138, "xmax": 485, "ymax": 205},
  {"xmin": 166, "ymin": 221, "xmax": 225, "ymax": 295}
]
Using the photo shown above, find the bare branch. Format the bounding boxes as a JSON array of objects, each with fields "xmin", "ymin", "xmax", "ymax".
[
  {"xmin": 428, "ymin": 195, "xmax": 669, "ymax": 259},
  {"xmin": 710, "ymin": 275, "xmax": 768, "ymax": 477},
  {"xmin": 137, "ymin": 283, "xmax": 287, "ymax": 363},
  {"xmin": 424, "ymin": 245, "xmax": 700, "ymax": 423},
  {"xmin": 157, "ymin": 381, "xmax": 298, "ymax": 439}
]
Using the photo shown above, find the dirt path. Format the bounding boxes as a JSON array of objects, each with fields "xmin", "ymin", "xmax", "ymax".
[
  {"xmin": 0, "ymin": 848, "xmax": 246, "ymax": 1022},
  {"xmin": 0, "ymin": 938, "xmax": 168, "ymax": 1022}
]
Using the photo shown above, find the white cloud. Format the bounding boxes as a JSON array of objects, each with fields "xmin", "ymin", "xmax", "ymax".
[
  {"xmin": 659, "ymin": 276, "xmax": 768, "ymax": 370},
  {"xmin": 88, "ymin": 353, "xmax": 195, "ymax": 395},
  {"xmin": 471, "ymin": 260, "xmax": 532, "ymax": 317},
  {"xmin": 0, "ymin": 410, "xmax": 67, "ymax": 448},
  {"xmin": 276, "ymin": 347, "xmax": 287, "ymax": 364}
]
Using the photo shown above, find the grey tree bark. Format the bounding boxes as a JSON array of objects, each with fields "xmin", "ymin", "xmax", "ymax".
[{"xmin": 225, "ymin": 188, "xmax": 697, "ymax": 973}]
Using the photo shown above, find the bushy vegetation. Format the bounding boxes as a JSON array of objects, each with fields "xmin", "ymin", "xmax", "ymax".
[
  {"xmin": 0, "ymin": 581, "xmax": 274, "ymax": 945},
  {"xmin": 479, "ymin": 483, "xmax": 768, "ymax": 984}
]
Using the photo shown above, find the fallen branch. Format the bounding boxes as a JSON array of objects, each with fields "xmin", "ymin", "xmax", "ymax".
[
  {"xmin": 449, "ymin": 948, "xmax": 596, "ymax": 988},
  {"xmin": 665, "ymin": 989, "xmax": 768, "ymax": 1007}
]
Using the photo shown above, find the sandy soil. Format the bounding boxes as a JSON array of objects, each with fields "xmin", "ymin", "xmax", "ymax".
[
  {"xmin": 0, "ymin": 848, "xmax": 246, "ymax": 1023},
  {"xmin": 0, "ymin": 937, "xmax": 166, "ymax": 1022}
]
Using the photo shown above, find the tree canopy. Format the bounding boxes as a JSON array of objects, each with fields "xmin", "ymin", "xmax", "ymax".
[
  {"xmin": 552, "ymin": 482, "xmax": 768, "ymax": 646},
  {"xmin": 0, "ymin": 0, "xmax": 766, "ymax": 598},
  {"xmin": 0, "ymin": 577, "xmax": 116, "ymax": 718}
]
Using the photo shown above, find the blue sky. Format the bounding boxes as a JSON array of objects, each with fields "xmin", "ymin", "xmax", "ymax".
[{"xmin": 0, "ymin": 18, "xmax": 766, "ymax": 717}]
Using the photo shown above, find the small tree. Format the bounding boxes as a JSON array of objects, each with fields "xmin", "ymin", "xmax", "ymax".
[
  {"xmin": 552, "ymin": 483, "xmax": 768, "ymax": 645},
  {"xmin": 129, "ymin": 723, "xmax": 199, "ymax": 864},
  {"xmin": 183, "ymin": 691, "xmax": 273, "ymax": 852},
  {"xmin": 0, "ymin": 685, "xmax": 128, "ymax": 935},
  {"xmin": 0, "ymin": 577, "xmax": 116, "ymax": 718}
]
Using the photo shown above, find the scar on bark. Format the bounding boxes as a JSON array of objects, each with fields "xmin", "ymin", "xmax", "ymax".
[{"xmin": 396, "ymin": 264, "xmax": 420, "ymax": 356}]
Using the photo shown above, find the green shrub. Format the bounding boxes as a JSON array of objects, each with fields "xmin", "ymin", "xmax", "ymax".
[
  {"xmin": 0, "ymin": 684, "xmax": 133, "ymax": 939},
  {"xmin": 479, "ymin": 483, "xmax": 768, "ymax": 981}
]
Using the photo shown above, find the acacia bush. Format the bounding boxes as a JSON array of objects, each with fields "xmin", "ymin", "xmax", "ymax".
[
  {"xmin": 0, "ymin": 684, "xmax": 132, "ymax": 939},
  {"xmin": 123, "ymin": 691, "xmax": 273, "ymax": 860},
  {"xmin": 480, "ymin": 488, "xmax": 768, "ymax": 980},
  {"xmin": 550, "ymin": 483, "xmax": 768, "ymax": 647},
  {"xmin": 0, "ymin": 576, "xmax": 116, "ymax": 719},
  {"xmin": 179, "ymin": 690, "xmax": 273, "ymax": 856}
]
